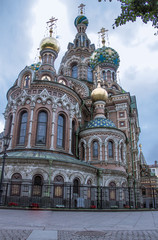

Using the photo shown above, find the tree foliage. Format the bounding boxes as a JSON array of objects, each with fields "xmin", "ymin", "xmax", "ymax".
[{"xmin": 98, "ymin": 0, "xmax": 158, "ymax": 33}]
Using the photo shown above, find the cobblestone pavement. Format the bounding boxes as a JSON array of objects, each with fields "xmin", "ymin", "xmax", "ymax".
[
  {"xmin": 1, "ymin": 229, "xmax": 158, "ymax": 240},
  {"xmin": 58, "ymin": 230, "xmax": 158, "ymax": 240},
  {"xmin": 0, "ymin": 229, "xmax": 32, "ymax": 240}
]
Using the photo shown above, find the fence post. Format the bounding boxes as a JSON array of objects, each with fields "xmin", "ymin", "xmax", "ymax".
[
  {"xmin": 152, "ymin": 188, "xmax": 155, "ymax": 209},
  {"xmin": 128, "ymin": 187, "xmax": 131, "ymax": 208},
  {"xmin": 100, "ymin": 187, "xmax": 102, "ymax": 209},
  {"xmin": 97, "ymin": 186, "xmax": 101, "ymax": 209},
  {"xmin": 4, "ymin": 183, "xmax": 8, "ymax": 206},
  {"xmin": 69, "ymin": 185, "xmax": 71, "ymax": 209}
]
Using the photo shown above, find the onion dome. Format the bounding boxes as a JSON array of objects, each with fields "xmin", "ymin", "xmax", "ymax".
[
  {"xmin": 86, "ymin": 118, "xmax": 116, "ymax": 129},
  {"xmin": 90, "ymin": 46, "xmax": 120, "ymax": 70},
  {"xmin": 91, "ymin": 80, "xmax": 108, "ymax": 102},
  {"xmin": 74, "ymin": 15, "xmax": 88, "ymax": 28},
  {"xmin": 40, "ymin": 37, "xmax": 60, "ymax": 53}
]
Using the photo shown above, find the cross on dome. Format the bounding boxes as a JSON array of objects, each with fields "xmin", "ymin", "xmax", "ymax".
[
  {"xmin": 47, "ymin": 17, "xmax": 58, "ymax": 37},
  {"xmin": 98, "ymin": 27, "xmax": 108, "ymax": 46},
  {"xmin": 78, "ymin": 3, "xmax": 86, "ymax": 14}
]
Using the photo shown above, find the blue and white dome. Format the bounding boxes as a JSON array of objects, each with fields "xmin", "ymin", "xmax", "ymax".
[{"xmin": 74, "ymin": 15, "xmax": 89, "ymax": 27}]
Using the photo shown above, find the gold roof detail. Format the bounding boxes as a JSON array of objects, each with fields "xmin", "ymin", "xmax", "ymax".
[
  {"xmin": 40, "ymin": 37, "xmax": 60, "ymax": 53},
  {"xmin": 91, "ymin": 80, "xmax": 108, "ymax": 102}
]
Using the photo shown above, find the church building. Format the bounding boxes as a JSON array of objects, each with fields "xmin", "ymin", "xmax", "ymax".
[{"xmin": 0, "ymin": 5, "xmax": 140, "ymax": 208}]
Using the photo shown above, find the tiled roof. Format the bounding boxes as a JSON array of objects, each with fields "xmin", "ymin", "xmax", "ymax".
[{"xmin": 86, "ymin": 117, "xmax": 116, "ymax": 129}]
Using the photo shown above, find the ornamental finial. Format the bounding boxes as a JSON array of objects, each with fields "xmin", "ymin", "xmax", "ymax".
[
  {"xmin": 78, "ymin": 3, "xmax": 86, "ymax": 14},
  {"xmin": 98, "ymin": 27, "xmax": 108, "ymax": 47},
  {"xmin": 139, "ymin": 144, "xmax": 142, "ymax": 151},
  {"xmin": 47, "ymin": 17, "xmax": 58, "ymax": 37}
]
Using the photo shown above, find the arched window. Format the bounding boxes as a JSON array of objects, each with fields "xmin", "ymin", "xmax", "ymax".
[
  {"xmin": 121, "ymin": 144, "xmax": 123, "ymax": 161},
  {"xmin": 102, "ymin": 71, "xmax": 106, "ymax": 81},
  {"xmin": 107, "ymin": 70, "xmax": 111, "ymax": 81},
  {"xmin": 32, "ymin": 175, "xmax": 43, "ymax": 196},
  {"xmin": 71, "ymin": 120, "xmax": 76, "ymax": 155},
  {"xmin": 43, "ymin": 54, "xmax": 47, "ymax": 63},
  {"xmin": 23, "ymin": 75, "xmax": 30, "ymax": 88},
  {"xmin": 36, "ymin": 111, "xmax": 47, "ymax": 145},
  {"xmin": 79, "ymin": 35, "xmax": 85, "ymax": 47},
  {"xmin": 73, "ymin": 178, "xmax": 80, "ymax": 195},
  {"xmin": 87, "ymin": 66, "xmax": 93, "ymax": 82},
  {"xmin": 87, "ymin": 179, "xmax": 92, "ymax": 199},
  {"xmin": 10, "ymin": 173, "xmax": 22, "ymax": 196},
  {"xmin": 57, "ymin": 114, "xmax": 65, "ymax": 148},
  {"xmin": 112, "ymin": 72, "xmax": 115, "ymax": 81},
  {"xmin": 72, "ymin": 64, "xmax": 78, "ymax": 78},
  {"xmin": 54, "ymin": 175, "xmax": 64, "ymax": 198},
  {"xmin": 142, "ymin": 187, "xmax": 146, "ymax": 196},
  {"xmin": 18, "ymin": 111, "xmax": 28, "ymax": 145},
  {"xmin": 81, "ymin": 142, "xmax": 85, "ymax": 161},
  {"xmin": 109, "ymin": 182, "xmax": 116, "ymax": 200},
  {"xmin": 108, "ymin": 141, "xmax": 113, "ymax": 158},
  {"xmin": 76, "ymin": 39, "xmax": 79, "ymax": 47},
  {"xmin": 122, "ymin": 182, "xmax": 126, "ymax": 201},
  {"xmin": 93, "ymin": 141, "xmax": 98, "ymax": 159}
]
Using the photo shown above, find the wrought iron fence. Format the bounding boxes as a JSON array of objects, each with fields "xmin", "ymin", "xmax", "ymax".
[{"xmin": 1, "ymin": 183, "xmax": 158, "ymax": 209}]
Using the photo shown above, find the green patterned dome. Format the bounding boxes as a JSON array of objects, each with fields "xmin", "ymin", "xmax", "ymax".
[
  {"xmin": 90, "ymin": 46, "xmax": 120, "ymax": 70},
  {"xmin": 86, "ymin": 117, "xmax": 116, "ymax": 129},
  {"xmin": 29, "ymin": 62, "xmax": 41, "ymax": 71},
  {"xmin": 74, "ymin": 15, "xmax": 88, "ymax": 27}
]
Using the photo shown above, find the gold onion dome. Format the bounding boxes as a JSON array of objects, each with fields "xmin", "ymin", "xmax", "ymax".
[
  {"xmin": 91, "ymin": 81, "xmax": 108, "ymax": 102},
  {"xmin": 40, "ymin": 36, "xmax": 60, "ymax": 53}
]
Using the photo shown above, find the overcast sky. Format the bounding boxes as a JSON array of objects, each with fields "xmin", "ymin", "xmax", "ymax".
[{"xmin": 0, "ymin": 0, "xmax": 158, "ymax": 164}]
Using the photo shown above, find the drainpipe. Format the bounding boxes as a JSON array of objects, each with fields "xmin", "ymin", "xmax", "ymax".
[
  {"xmin": 76, "ymin": 128, "xmax": 79, "ymax": 158},
  {"xmin": 129, "ymin": 116, "xmax": 137, "ymax": 208}
]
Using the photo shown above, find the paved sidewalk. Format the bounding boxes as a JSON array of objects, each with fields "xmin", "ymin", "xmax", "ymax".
[{"xmin": 0, "ymin": 209, "xmax": 158, "ymax": 239}]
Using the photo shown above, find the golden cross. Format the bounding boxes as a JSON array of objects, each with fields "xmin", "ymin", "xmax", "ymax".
[
  {"xmin": 78, "ymin": 3, "xmax": 86, "ymax": 14},
  {"xmin": 47, "ymin": 17, "xmax": 58, "ymax": 37},
  {"xmin": 98, "ymin": 27, "xmax": 108, "ymax": 46}
]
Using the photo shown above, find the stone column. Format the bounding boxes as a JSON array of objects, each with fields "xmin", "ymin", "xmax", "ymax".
[
  {"xmin": 26, "ymin": 102, "xmax": 35, "ymax": 148},
  {"xmin": 115, "ymin": 142, "xmax": 118, "ymax": 162},
  {"xmin": 88, "ymin": 144, "xmax": 91, "ymax": 162},
  {"xmin": 84, "ymin": 143, "xmax": 87, "ymax": 162},
  {"xmin": 105, "ymin": 142, "xmax": 108, "ymax": 162},
  {"xmin": 69, "ymin": 113, "xmax": 73, "ymax": 154},
  {"xmin": 50, "ymin": 107, "xmax": 56, "ymax": 150},
  {"xmin": 99, "ymin": 142, "xmax": 102, "ymax": 161},
  {"xmin": 8, "ymin": 106, "xmax": 17, "ymax": 150}
]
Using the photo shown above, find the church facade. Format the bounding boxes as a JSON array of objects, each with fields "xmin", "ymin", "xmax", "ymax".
[{"xmin": 0, "ymin": 6, "xmax": 141, "ymax": 208}]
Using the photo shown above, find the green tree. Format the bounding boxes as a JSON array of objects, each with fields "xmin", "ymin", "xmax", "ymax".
[{"xmin": 98, "ymin": 0, "xmax": 158, "ymax": 33}]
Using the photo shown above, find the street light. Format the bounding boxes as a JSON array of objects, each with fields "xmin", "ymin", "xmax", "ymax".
[{"xmin": 0, "ymin": 135, "xmax": 10, "ymax": 205}]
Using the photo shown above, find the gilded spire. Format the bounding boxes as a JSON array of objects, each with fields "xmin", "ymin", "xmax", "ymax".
[
  {"xmin": 78, "ymin": 3, "xmax": 85, "ymax": 14},
  {"xmin": 47, "ymin": 17, "xmax": 58, "ymax": 37},
  {"xmin": 91, "ymin": 65, "xmax": 108, "ymax": 103},
  {"xmin": 98, "ymin": 27, "xmax": 108, "ymax": 47},
  {"xmin": 96, "ymin": 65, "xmax": 101, "ymax": 87}
]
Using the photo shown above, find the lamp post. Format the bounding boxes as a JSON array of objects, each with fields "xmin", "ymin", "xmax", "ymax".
[{"xmin": 0, "ymin": 135, "xmax": 10, "ymax": 205}]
